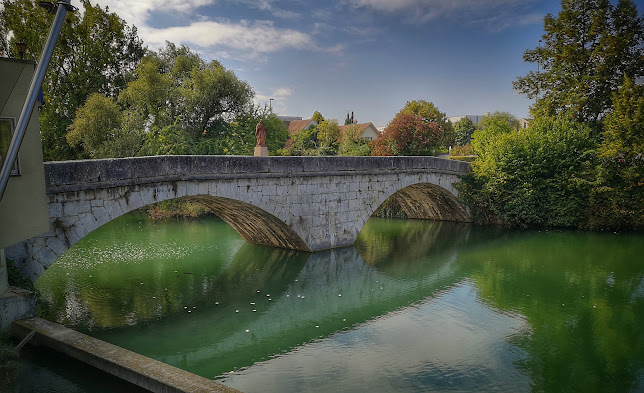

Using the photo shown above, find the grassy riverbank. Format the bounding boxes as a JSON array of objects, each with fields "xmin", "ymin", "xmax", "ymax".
[{"xmin": 143, "ymin": 200, "xmax": 212, "ymax": 220}]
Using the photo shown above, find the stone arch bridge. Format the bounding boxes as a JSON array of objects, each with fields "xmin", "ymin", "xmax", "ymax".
[{"xmin": 6, "ymin": 156, "xmax": 471, "ymax": 281}]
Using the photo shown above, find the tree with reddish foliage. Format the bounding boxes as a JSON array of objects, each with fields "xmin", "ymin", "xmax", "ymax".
[{"xmin": 371, "ymin": 113, "xmax": 442, "ymax": 156}]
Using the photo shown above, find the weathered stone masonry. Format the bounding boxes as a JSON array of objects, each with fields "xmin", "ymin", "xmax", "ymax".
[{"xmin": 5, "ymin": 156, "xmax": 470, "ymax": 281}]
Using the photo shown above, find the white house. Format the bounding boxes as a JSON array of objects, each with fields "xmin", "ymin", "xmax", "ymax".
[
  {"xmin": 448, "ymin": 114, "xmax": 489, "ymax": 126},
  {"xmin": 339, "ymin": 122, "xmax": 380, "ymax": 141}
]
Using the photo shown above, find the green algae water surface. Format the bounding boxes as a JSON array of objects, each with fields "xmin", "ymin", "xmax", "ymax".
[{"xmin": 36, "ymin": 213, "xmax": 644, "ymax": 392}]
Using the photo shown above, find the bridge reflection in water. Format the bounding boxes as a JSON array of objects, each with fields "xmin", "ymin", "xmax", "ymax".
[
  {"xmin": 36, "ymin": 214, "xmax": 475, "ymax": 379},
  {"xmin": 35, "ymin": 213, "xmax": 644, "ymax": 392}
]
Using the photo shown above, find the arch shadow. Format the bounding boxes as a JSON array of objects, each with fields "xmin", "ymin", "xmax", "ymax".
[
  {"xmin": 372, "ymin": 183, "xmax": 470, "ymax": 222},
  {"xmin": 186, "ymin": 195, "xmax": 311, "ymax": 252}
]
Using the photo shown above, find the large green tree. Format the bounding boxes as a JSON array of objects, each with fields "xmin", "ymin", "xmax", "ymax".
[
  {"xmin": 66, "ymin": 93, "xmax": 142, "ymax": 158},
  {"xmin": 0, "ymin": 0, "xmax": 145, "ymax": 160},
  {"xmin": 453, "ymin": 117, "xmax": 476, "ymax": 146},
  {"xmin": 67, "ymin": 42, "xmax": 263, "ymax": 158},
  {"xmin": 588, "ymin": 75, "xmax": 644, "ymax": 229},
  {"xmin": 119, "ymin": 43, "xmax": 253, "ymax": 139},
  {"xmin": 513, "ymin": 0, "xmax": 644, "ymax": 127}
]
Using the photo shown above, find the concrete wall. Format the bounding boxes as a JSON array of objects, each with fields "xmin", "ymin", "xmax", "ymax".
[
  {"xmin": 5, "ymin": 156, "xmax": 470, "ymax": 282},
  {"xmin": 0, "ymin": 58, "xmax": 49, "ymax": 250},
  {"xmin": 0, "ymin": 59, "xmax": 45, "ymax": 329}
]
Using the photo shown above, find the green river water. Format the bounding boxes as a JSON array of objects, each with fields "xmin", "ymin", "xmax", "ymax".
[{"xmin": 23, "ymin": 213, "xmax": 644, "ymax": 392}]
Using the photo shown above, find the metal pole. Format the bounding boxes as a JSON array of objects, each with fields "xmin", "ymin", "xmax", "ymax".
[{"xmin": 0, "ymin": 1, "xmax": 73, "ymax": 202}]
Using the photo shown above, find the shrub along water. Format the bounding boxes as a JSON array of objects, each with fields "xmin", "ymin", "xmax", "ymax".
[{"xmin": 459, "ymin": 116, "xmax": 598, "ymax": 228}]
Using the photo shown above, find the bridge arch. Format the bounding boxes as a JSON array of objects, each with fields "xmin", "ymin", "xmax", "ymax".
[
  {"xmin": 186, "ymin": 196, "xmax": 309, "ymax": 251},
  {"xmin": 370, "ymin": 183, "xmax": 469, "ymax": 221},
  {"xmin": 351, "ymin": 175, "xmax": 471, "ymax": 243}
]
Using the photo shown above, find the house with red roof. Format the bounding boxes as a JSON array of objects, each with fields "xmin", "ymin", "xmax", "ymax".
[{"xmin": 287, "ymin": 119, "xmax": 318, "ymax": 135}]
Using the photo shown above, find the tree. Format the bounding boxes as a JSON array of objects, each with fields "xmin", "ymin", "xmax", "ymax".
[
  {"xmin": 513, "ymin": 0, "xmax": 644, "ymax": 127},
  {"xmin": 317, "ymin": 119, "xmax": 340, "ymax": 150},
  {"xmin": 344, "ymin": 112, "xmax": 354, "ymax": 125},
  {"xmin": 178, "ymin": 58, "xmax": 254, "ymax": 138},
  {"xmin": 66, "ymin": 93, "xmax": 142, "ymax": 158},
  {"xmin": 398, "ymin": 100, "xmax": 454, "ymax": 147},
  {"xmin": 312, "ymin": 111, "xmax": 325, "ymax": 124},
  {"xmin": 281, "ymin": 125, "xmax": 319, "ymax": 156},
  {"xmin": 113, "ymin": 42, "xmax": 255, "ymax": 156},
  {"xmin": 0, "ymin": 0, "xmax": 145, "ymax": 160},
  {"xmin": 371, "ymin": 113, "xmax": 442, "ymax": 156},
  {"xmin": 119, "ymin": 43, "xmax": 253, "ymax": 138},
  {"xmin": 588, "ymin": 75, "xmax": 644, "ymax": 229},
  {"xmin": 471, "ymin": 112, "xmax": 521, "ymax": 161},
  {"xmin": 339, "ymin": 124, "xmax": 371, "ymax": 156},
  {"xmin": 118, "ymin": 55, "xmax": 174, "ymax": 131},
  {"xmin": 453, "ymin": 117, "xmax": 476, "ymax": 146}
]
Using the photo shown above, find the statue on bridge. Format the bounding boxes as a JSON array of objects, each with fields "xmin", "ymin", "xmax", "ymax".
[
  {"xmin": 255, "ymin": 119, "xmax": 267, "ymax": 147},
  {"xmin": 254, "ymin": 119, "xmax": 269, "ymax": 156}
]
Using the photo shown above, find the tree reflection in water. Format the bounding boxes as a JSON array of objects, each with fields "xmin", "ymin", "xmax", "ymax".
[{"xmin": 35, "ymin": 213, "xmax": 644, "ymax": 389}]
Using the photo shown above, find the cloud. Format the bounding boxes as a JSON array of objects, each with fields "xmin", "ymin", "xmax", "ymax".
[
  {"xmin": 344, "ymin": 0, "xmax": 541, "ymax": 30},
  {"xmin": 312, "ymin": 9, "xmax": 333, "ymax": 20},
  {"xmin": 232, "ymin": 0, "xmax": 300, "ymax": 19},
  {"xmin": 469, "ymin": 12, "xmax": 544, "ymax": 32},
  {"xmin": 140, "ymin": 20, "xmax": 313, "ymax": 58},
  {"xmin": 255, "ymin": 87, "xmax": 294, "ymax": 112},
  {"xmin": 97, "ymin": 0, "xmax": 215, "ymax": 28},
  {"xmin": 94, "ymin": 0, "xmax": 322, "ymax": 61}
]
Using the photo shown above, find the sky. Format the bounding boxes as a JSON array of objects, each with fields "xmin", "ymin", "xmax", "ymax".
[{"xmin": 89, "ymin": 0, "xmax": 574, "ymax": 127}]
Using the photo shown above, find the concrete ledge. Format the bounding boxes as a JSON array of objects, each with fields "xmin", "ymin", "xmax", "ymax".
[{"xmin": 12, "ymin": 317, "xmax": 240, "ymax": 393}]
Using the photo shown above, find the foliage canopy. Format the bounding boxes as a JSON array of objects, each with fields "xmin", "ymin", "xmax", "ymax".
[
  {"xmin": 513, "ymin": 0, "xmax": 644, "ymax": 127},
  {"xmin": 0, "ymin": 0, "xmax": 145, "ymax": 160}
]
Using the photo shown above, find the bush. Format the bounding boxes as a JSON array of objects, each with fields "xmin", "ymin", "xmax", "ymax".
[
  {"xmin": 450, "ymin": 143, "xmax": 473, "ymax": 156},
  {"xmin": 449, "ymin": 155, "xmax": 477, "ymax": 163},
  {"xmin": 460, "ymin": 116, "xmax": 596, "ymax": 227},
  {"xmin": 372, "ymin": 196, "xmax": 407, "ymax": 218},
  {"xmin": 146, "ymin": 199, "xmax": 211, "ymax": 220}
]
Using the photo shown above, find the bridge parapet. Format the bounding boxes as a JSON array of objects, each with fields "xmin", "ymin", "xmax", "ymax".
[{"xmin": 44, "ymin": 156, "xmax": 470, "ymax": 193}]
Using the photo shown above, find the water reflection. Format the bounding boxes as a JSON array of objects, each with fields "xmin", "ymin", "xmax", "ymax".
[
  {"xmin": 35, "ymin": 215, "xmax": 644, "ymax": 392},
  {"xmin": 222, "ymin": 282, "xmax": 531, "ymax": 393},
  {"xmin": 460, "ymin": 230, "xmax": 644, "ymax": 392},
  {"xmin": 37, "ymin": 215, "xmax": 474, "ymax": 379}
]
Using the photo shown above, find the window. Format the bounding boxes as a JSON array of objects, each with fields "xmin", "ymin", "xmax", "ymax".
[{"xmin": 0, "ymin": 117, "xmax": 20, "ymax": 176}]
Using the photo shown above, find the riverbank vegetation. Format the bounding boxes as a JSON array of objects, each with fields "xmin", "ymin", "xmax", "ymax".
[
  {"xmin": 460, "ymin": 0, "xmax": 643, "ymax": 231},
  {"xmin": 143, "ymin": 200, "xmax": 212, "ymax": 220}
]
